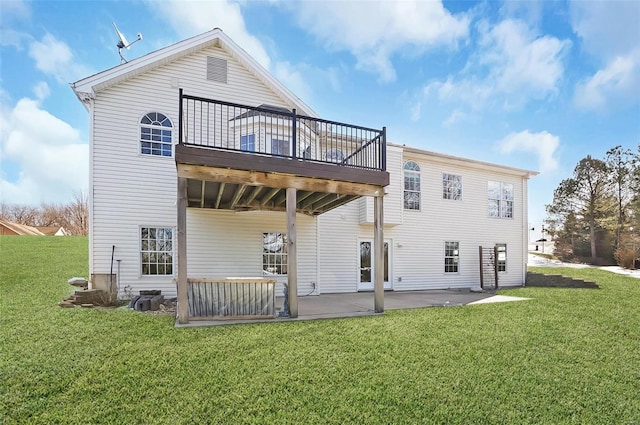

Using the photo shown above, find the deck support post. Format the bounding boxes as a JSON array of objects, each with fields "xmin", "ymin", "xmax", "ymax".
[
  {"xmin": 287, "ymin": 187, "xmax": 298, "ymax": 318},
  {"xmin": 177, "ymin": 176, "xmax": 189, "ymax": 324},
  {"xmin": 374, "ymin": 194, "xmax": 384, "ymax": 313}
]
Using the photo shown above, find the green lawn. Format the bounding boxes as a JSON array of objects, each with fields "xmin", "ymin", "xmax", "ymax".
[{"xmin": 1, "ymin": 236, "xmax": 639, "ymax": 424}]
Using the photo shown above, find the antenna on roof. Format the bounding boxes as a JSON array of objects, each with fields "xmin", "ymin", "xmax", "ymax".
[{"xmin": 112, "ymin": 22, "xmax": 142, "ymax": 64}]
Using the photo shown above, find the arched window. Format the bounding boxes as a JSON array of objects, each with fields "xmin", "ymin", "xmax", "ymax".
[
  {"xmin": 404, "ymin": 161, "xmax": 420, "ymax": 210},
  {"xmin": 140, "ymin": 112, "xmax": 173, "ymax": 157}
]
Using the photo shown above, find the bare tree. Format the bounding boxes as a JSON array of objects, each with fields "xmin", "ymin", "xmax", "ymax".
[
  {"xmin": 0, "ymin": 191, "xmax": 89, "ymax": 235},
  {"xmin": 65, "ymin": 191, "xmax": 89, "ymax": 235}
]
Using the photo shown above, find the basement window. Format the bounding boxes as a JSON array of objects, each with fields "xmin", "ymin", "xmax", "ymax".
[
  {"xmin": 263, "ymin": 232, "xmax": 287, "ymax": 275},
  {"xmin": 141, "ymin": 227, "xmax": 174, "ymax": 275},
  {"xmin": 496, "ymin": 243, "xmax": 507, "ymax": 272},
  {"xmin": 444, "ymin": 241, "xmax": 459, "ymax": 273}
]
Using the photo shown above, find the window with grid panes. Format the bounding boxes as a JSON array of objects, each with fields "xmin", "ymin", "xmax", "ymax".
[
  {"xmin": 442, "ymin": 173, "xmax": 462, "ymax": 200},
  {"xmin": 488, "ymin": 181, "xmax": 514, "ymax": 218},
  {"xmin": 141, "ymin": 227, "xmax": 173, "ymax": 275},
  {"xmin": 140, "ymin": 112, "xmax": 172, "ymax": 157},
  {"xmin": 404, "ymin": 161, "xmax": 421, "ymax": 210},
  {"xmin": 444, "ymin": 241, "xmax": 459, "ymax": 273},
  {"xmin": 263, "ymin": 232, "xmax": 287, "ymax": 275}
]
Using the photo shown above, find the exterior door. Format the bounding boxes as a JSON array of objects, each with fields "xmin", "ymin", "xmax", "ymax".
[{"xmin": 358, "ymin": 239, "xmax": 392, "ymax": 291}]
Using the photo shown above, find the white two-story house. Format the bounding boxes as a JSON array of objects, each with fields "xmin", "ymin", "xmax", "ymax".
[{"xmin": 72, "ymin": 28, "xmax": 536, "ymax": 323}]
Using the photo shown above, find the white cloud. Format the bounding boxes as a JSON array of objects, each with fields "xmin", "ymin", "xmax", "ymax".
[
  {"xmin": 410, "ymin": 102, "xmax": 421, "ymax": 122},
  {"xmin": 498, "ymin": 130, "xmax": 559, "ymax": 173},
  {"xmin": 290, "ymin": 1, "xmax": 469, "ymax": 82},
  {"xmin": 569, "ymin": 0, "xmax": 640, "ymax": 60},
  {"xmin": 574, "ymin": 51, "xmax": 640, "ymax": 110},
  {"xmin": 32, "ymin": 81, "xmax": 50, "ymax": 100},
  {"xmin": 145, "ymin": 0, "xmax": 271, "ymax": 70},
  {"xmin": 0, "ymin": 94, "xmax": 88, "ymax": 205},
  {"xmin": 0, "ymin": 0, "xmax": 32, "ymax": 49},
  {"xmin": 569, "ymin": 0, "xmax": 640, "ymax": 111},
  {"xmin": 28, "ymin": 33, "xmax": 92, "ymax": 83},
  {"xmin": 422, "ymin": 18, "xmax": 570, "ymax": 121},
  {"xmin": 442, "ymin": 110, "xmax": 467, "ymax": 128},
  {"xmin": 273, "ymin": 61, "xmax": 343, "ymax": 107},
  {"xmin": 480, "ymin": 20, "xmax": 569, "ymax": 97}
]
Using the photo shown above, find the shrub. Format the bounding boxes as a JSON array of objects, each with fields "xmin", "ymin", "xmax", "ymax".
[{"xmin": 614, "ymin": 247, "xmax": 638, "ymax": 269}]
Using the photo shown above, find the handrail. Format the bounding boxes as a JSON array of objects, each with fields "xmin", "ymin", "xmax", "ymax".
[{"xmin": 179, "ymin": 91, "xmax": 386, "ymax": 171}]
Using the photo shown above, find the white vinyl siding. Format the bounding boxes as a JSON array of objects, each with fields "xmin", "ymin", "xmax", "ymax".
[
  {"xmin": 319, "ymin": 149, "xmax": 529, "ymax": 292},
  {"xmin": 359, "ymin": 146, "xmax": 403, "ymax": 225},
  {"xmin": 187, "ymin": 210, "xmax": 317, "ymax": 297},
  {"xmin": 90, "ymin": 46, "xmax": 297, "ymax": 296}
]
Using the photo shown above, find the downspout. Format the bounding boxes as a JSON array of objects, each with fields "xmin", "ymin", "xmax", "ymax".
[
  {"xmin": 522, "ymin": 177, "xmax": 528, "ymax": 286},
  {"xmin": 315, "ymin": 215, "xmax": 320, "ymax": 295},
  {"xmin": 88, "ymin": 97, "xmax": 95, "ymax": 275}
]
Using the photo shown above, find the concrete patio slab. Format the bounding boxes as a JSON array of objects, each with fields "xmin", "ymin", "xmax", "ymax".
[{"xmin": 176, "ymin": 289, "xmax": 507, "ymax": 327}]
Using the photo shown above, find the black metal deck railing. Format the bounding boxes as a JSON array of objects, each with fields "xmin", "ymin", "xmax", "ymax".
[{"xmin": 179, "ymin": 90, "xmax": 386, "ymax": 171}]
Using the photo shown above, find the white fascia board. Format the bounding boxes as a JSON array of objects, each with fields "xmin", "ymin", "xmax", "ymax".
[
  {"xmin": 392, "ymin": 143, "xmax": 539, "ymax": 178},
  {"xmin": 70, "ymin": 28, "xmax": 319, "ymax": 118}
]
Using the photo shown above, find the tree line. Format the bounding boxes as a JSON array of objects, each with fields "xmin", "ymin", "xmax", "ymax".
[
  {"xmin": 546, "ymin": 145, "xmax": 640, "ymax": 268},
  {"xmin": 1, "ymin": 192, "xmax": 88, "ymax": 236}
]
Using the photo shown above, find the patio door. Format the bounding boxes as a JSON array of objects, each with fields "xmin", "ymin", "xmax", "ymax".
[{"xmin": 358, "ymin": 239, "xmax": 392, "ymax": 291}]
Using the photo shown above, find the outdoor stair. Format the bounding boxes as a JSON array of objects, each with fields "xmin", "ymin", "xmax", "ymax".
[{"xmin": 525, "ymin": 271, "xmax": 599, "ymax": 289}]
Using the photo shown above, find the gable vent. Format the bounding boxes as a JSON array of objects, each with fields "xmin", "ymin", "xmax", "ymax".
[{"xmin": 207, "ymin": 56, "xmax": 228, "ymax": 83}]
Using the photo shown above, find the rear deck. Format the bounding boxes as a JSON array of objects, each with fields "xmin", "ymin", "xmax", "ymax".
[{"xmin": 175, "ymin": 92, "xmax": 390, "ymax": 323}]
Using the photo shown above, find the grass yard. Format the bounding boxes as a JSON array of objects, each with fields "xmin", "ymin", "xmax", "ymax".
[{"xmin": 1, "ymin": 236, "xmax": 639, "ymax": 424}]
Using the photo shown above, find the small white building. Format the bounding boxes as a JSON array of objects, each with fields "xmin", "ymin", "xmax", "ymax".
[{"xmin": 72, "ymin": 29, "xmax": 536, "ymax": 323}]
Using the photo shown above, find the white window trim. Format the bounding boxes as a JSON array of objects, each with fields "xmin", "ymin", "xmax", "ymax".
[
  {"xmin": 403, "ymin": 161, "xmax": 421, "ymax": 211},
  {"xmin": 262, "ymin": 232, "xmax": 288, "ymax": 276},
  {"xmin": 139, "ymin": 112, "xmax": 174, "ymax": 158},
  {"xmin": 442, "ymin": 173, "xmax": 463, "ymax": 201},
  {"xmin": 139, "ymin": 225, "xmax": 175, "ymax": 278},
  {"xmin": 488, "ymin": 181, "xmax": 514, "ymax": 219},
  {"xmin": 444, "ymin": 241, "xmax": 460, "ymax": 274},
  {"xmin": 496, "ymin": 243, "xmax": 507, "ymax": 273}
]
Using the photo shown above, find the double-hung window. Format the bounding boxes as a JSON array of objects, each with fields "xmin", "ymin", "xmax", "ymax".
[
  {"xmin": 141, "ymin": 227, "xmax": 173, "ymax": 275},
  {"xmin": 488, "ymin": 181, "xmax": 514, "ymax": 218},
  {"xmin": 404, "ymin": 161, "xmax": 421, "ymax": 210},
  {"xmin": 444, "ymin": 241, "xmax": 459, "ymax": 273},
  {"xmin": 496, "ymin": 244, "xmax": 507, "ymax": 272},
  {"xmin": 263, "ymin": 232, "xmax": 287, "ymax": 275},
  {"xmin": 140, "ymin": 112, "xmax": 172, "ymax": 157},
  {"xmin": 442, "ymin": 173, "xmax": 462, "ymax": 200}
]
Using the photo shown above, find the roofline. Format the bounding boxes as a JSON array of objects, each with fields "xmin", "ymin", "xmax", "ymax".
[
  {"xmin": 391, "ymin": 142, "xmax": 539, "ymax": 178},
  {"xmin": 70, "ymin": 28, "xmax": 318, "ymax": 117}
]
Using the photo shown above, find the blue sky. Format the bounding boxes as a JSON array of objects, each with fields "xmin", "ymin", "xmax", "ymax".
[{"xmin": 1, "ymin": 0, "xmax": 639, "ymax": 238}]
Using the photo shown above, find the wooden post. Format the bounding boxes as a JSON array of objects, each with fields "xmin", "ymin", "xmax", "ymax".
[
  {"xmin": 374, "ymin": 194, "xmax": 384, "ymax": 313},
  {"xmin": 493, "ymin": 245, "xmax": 499, "ymax": 289},
  {"xmin": 176, "ymin": 177, "xmax": 189, "ymax": 324},
  {"xmin": 479, "ymin": 246, "xmax": 484, "ymax": 290},
  {"xmin": 287, "ymin": 187, "xmax": 298, "ymax": 318}
]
